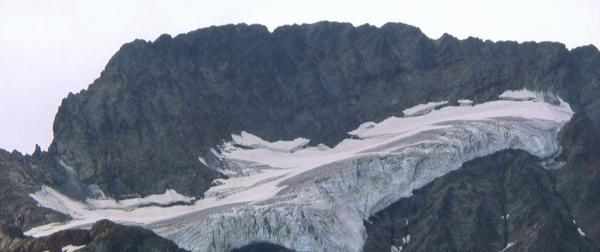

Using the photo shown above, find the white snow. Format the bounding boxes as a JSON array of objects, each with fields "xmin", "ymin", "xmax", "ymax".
[
  {"xmin": 28, "ymin": 186, "xmax": 195, "ymax": 234},
  {"xmin": 198, "ymin": 157, "xmax": 208, "ymax": 166},
  {"xmin": 62, "ymin": 244, "xmax": 86, "ymax": 252},
  {"xmin": 348, "ymin": 98, "xmax": 571, "ymax": 140},
  {"xmin": 59, "ymin": 159, "xmax": 78, "ymax": 176},
  {"xmin": 209, "ymin": 148, "xmax": 221, "ymax": 160},
  {"xmin": 458, "ymin": 99, "xmax": 473, "ymax": 106},
  {"xmin": 500, "ymin": 242, "xmax": 516, "ymax": 252},
  {"xmin": 231, "ymin": 131, "xmax": 309, "ymax": 152},
  {"xmin": 499, "ymin": 88, "xmax": 538, "ymax": 101},
  {"xmin": 402, "ymin": 101, "xmax": 448, "ymax": 116},
  {"xmin": 27, "ymin": 92, "xmax": 573, "ymax": 252},
  {"xmin": 572, "ymin": 219, "xmax": 586, "ymax": 236},
  {"xmin": 86, "ymin": 188, "xmax": 193, "ymax": 210},
  {"xmin": 348, "ymin": 121, "xmax": 377, "ymax": 137},
  {"xmin": 402, "ymin": 234, "xmax": 411, "ymax": 244}
]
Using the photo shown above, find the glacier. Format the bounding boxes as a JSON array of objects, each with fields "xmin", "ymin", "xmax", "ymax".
[{"xmin": 27, "ymin": 91, "xmax": 573, "ymax": 252}]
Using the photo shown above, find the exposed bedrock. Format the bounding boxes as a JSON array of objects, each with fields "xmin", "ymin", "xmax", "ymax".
[{"xmin": 0, "ymin": 219, "xmax": 187, "ymax": 252}]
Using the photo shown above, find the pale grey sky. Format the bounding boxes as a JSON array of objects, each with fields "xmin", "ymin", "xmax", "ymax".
[{"xmin": 1, "ymin": 0, "xmax": 599, "ymax": 154}]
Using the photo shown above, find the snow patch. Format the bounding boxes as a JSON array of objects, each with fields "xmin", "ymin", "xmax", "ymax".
[
  {"xmin": 458, "ymin": 99, "xmax": 473, "ymax": 106},
  {"xmin": 497, "ymin": 88, "xmax": 566, "ymax": 107},
  {"xmin": 231, "ymin": 131, "xmax": 309, "ymax": 153},
  {"xmin": 198, "ymin": 157, "xmax": 207, "ymax": 166},
  {"xmin": 28, "ymin": 186, "xmax": 194, "ymax": 228},
  {"xmin": 86, "ymin": 188, "xmax": 194, "ymax": 210},
  {"xmin": 349, "ymin": 98, "xmax": 571, "ymax": 140},
  {"xmin": 572, "ymin": 219, "xmax": 586, "ymax": 236},
  {"xmin": 59, "ymin": 159, "xmax": 78, "ymax": 176},
  {"xmin": 500, "ymin": 242, "xmax": 516, "ymax": 252},
  {"xmin": 499, "ymin": 89, "xmax": 538, "ymax": 101},
  {"xmin": 402, "ymin": 234, "xmax": 411, "ymax": 244},
  {"xmin": 348, "ymin": 121, "xmax": 377, "ymax": 137},
  {"xmin": 62, "ymin": 244, "xmax": 85, "ymax": 252},
  {"xmin": 578, "ymin": 228, "xmax": 586, "ymax": 236},
  {"xmin": 402, "ymin": 101, "xmax": 448, "ymax": 117}
]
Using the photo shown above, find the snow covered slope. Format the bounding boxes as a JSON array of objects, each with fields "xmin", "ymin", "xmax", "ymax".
[
  {"xmin": 402, "ymin": 101, "xmax": 448, "ymax": 116},
  {"xmin": 27, "ymin": 91, "xmax": 573, "ymax": 251}
]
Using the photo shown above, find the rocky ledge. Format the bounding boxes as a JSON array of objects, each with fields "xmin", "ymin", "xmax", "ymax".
[{"xmin": 0, "ymin": 219, "xmax": 187, "ymax": 252}]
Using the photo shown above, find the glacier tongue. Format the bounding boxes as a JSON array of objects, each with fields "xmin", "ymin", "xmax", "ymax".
[
  {"xmin": 27, "ymin": 95, "xmax": 573, "ymax": 252},
  {"xmin": 155, "ymin": 119, "xmax": 566, "ymax": 251}
]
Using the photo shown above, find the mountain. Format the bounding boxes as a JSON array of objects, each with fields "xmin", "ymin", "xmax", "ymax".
[{"xmin": 1, "ymin": 21, "xmax": 599, "ymax": 251}]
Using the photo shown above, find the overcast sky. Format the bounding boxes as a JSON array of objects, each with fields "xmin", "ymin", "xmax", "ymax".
[{"xmin": 1, "ymin": 0, "xmax": 599, "ymax": 154}]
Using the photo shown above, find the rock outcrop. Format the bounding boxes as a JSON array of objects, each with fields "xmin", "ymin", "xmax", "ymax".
[
  {"xmin": 0, "ymin": 224, "xmax": 89, "ymax": 252},
  {"xmin": 232, "ymin": 242, "xmax": 294, "ymax": 252},
  {"xmin": 0, "ymin": 149, "xmax": 68, "ymax": 230},
  {"xmin": 552, "ymin": 113, "xmax": 600, "ymax": 246},
  {"xmin": 364, "ymin": 149, "xmax": 595, "ymax": 251},
  {"xmin": 0, "ymin": 219, "xmax": 187, "ymax": 252}
]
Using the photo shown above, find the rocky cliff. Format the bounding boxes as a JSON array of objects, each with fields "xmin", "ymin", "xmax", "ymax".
[
  {"xmin": 0, "ymin": 149, "xmax": 69, "ymax": 230},
  {"xmin": 0, "ymin": 219, "xmax": 187, "ymax": 252}
]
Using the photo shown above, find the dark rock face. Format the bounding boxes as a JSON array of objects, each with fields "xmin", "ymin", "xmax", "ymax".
[
  {"xmin": 50, "ymin": 21, "xmax": 600, "ymax": 198},
  {"xmin": 553, "ymin": 113, "xmax": 600, "ymax": 246},
  {"xmin": 0, "ymin": 149, "xmax": 68, "ymax": 230},
  {"xmin": 0, "ymin": 224, "xmax": 89, "ymax": 252},
  {"xmin": 364, "ymin": 113, "xmax": 600, "ymax": 251},
  {"xmin": 79, "ymin": 219, "xmax": 188, "ymax": 252},
  {"xmin": 364, "ymin": 149, "xmax": 596, "ymax": 252},
  {"xmin": 0, "ymin": 219, "xmax": 188, "ymax": 252},
  {"xmin": 0, "ymin": 142, "xmax": 99, "ymax": 231},
  {"xmin": 231, "ymin": 242, "xmax": 295, "ymax": 252}
]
